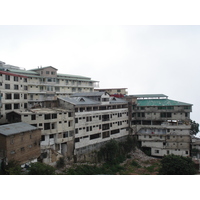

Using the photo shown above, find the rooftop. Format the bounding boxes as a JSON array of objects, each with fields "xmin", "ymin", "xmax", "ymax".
[
  {"xmin": 71, "ymin": 92, "xmax": 106, "ymax": 97},
  {"xmin": 130, "ymin": 94, "xmax": 168, "ymax": 99},
  {"xmin": 0, "ymin": 122, "xmax": 38, "ymax": 136},
  {"xmin": 137, "ymin": 99, "xmax": 193, "ymax": 107}
]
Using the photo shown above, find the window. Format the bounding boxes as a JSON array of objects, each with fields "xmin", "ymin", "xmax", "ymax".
[
  {"xmin": 24, "ymin": 94, "xmax": 27, "ymax": 99},
  {"xmin": 52, "ymin": 113, "xmax": 57, "ymax": 119},
  {"xmin": 24, "ymin": 78, "xmax": 27, "ymax": 82},
  {"xmin": 5, "ymin": 75, "xmax": 10, "ymax": 80},
  {"xmin": 10, "ymin": 150, "xmax": 16, "ymax": 154},
  {"xmin": 31, "ymin": 115, "xmax": 36, "ymax": 120},
  {"xmin": 44, "ymin": 114, "xmax": 51, "ymax": 120},
  {"xmin": 44, "ymin": 123, "xmax": 51, "ymax": 130},
  {"xmin": 14, "ymin": 76, "xmax": 18, "ymax": 81},
  {"xmin": 24, "ymin": 86, "xmax": 28, "ymax": 90},
  {"xmin": 46, "ymin": 71, "xmax": 49, "ymax": 74},
  {"xmin": 63, "ymin": 132, "xmax": 68, "ymax": 138},
  {"xmin": 24, "ymin": 103, "xmax": 27, "ymax": 109},
  {"xmin": 90, "ymin": 133, "xmax": 100, "ymax": 140},
  {"xmin": 50, "ymin": 134, "xmax": 54, "ymax": 139},
  {"xmin": 41, "ymin": 135, "xmax": 45, "ymax": 141},
  {"xmin": 155, "ymin": 150, "xmax": 159, "ymax": 153},
  {"xmin": 5, "ymin": 93, "xmax": 12, "ymax": 99},
  {"xmin": 5, "ymin": 104, "xmax": 12, "ymax": 110},
  {"xmin": 14, "ymin": 103, "xmax": 20, "ymax": 109},
  {"xmin": 51, "ymin": 71, "xmax": 54, "ymax": 75},
  {"xmin": 21, "ymin": 147, "xmax": 25, "ymax": 152},
  {"xmin": 14, "ymin": 93, "xmax": 20, "ymax": 99},
  {"xmin": 5, "ymin": 84, "xmax": 10, "ymax": 89},
  {"xmin": 14, "ymin": 85, "xmax": 19, "ymax": 90}
]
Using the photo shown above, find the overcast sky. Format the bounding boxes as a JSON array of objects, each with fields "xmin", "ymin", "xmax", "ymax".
[{"xmin": 0, "ymin": 25, "xmax": 200, "ymax": 126}]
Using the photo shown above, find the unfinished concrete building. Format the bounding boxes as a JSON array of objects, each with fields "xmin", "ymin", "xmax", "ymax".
[
  {"xmin": 130, "ymin": 94, "xmax": 192, "ymax": 157},
  {"xmin": 6, "ymin": 108, "xmax": 74, "ymax": 164},
  {"xmin": 58, "ymin": 92, "xmax": 129, "ymax": 161}
]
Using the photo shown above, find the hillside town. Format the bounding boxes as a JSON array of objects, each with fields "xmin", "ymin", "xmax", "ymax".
[{"xmin": 0, "ymin": 60, "xmax": 199, "ymax": 170}]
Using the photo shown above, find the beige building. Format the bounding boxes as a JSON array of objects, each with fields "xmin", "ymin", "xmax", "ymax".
[
  {"xmin": 7, "ymin": 108, "xmax": 74, "ymax": 164},
  {"xmin": 130, "ymin": 94, "xmax": 192, "ymax": 157}
]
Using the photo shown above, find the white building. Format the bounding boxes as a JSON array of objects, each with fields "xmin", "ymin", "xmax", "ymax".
[{"xmin": 58, "ymin": 92, "xmax": 129, "ymax": 160}]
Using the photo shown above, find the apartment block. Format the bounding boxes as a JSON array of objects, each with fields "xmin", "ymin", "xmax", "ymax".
[
  {"xmin": 58, "ymin": 92, "xmax": 129, "ymax": 160},
  {"xmin": 129, "ymin": 94, "xmax": 192, "ymax": 157},
  {"xmin": 0, "ymin": 70, "xmax": 28, "ymax": 124}
]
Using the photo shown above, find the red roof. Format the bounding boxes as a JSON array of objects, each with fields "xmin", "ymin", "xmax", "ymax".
[{"xmin": 0, "ymin": 70, "xmax": 27, "ymax": 78}]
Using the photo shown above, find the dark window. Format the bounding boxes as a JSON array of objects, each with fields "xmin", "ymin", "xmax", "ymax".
[
  {"xmin": 14, "ymin": 103, "xmax": 20, "ymax": 109},
  {"xmin": 5, "ymin": 104, "xmax": 12, "ymax": 110},
  {"xmin": 24, "ymin": 94, "xmax": 27, "ymax": 99},
  {"xmin": 14, "ymin": 85, "xmax": 19, "ymax": 90},
  {"xmin": 31, "ymin": 115, "xmax": 36, "ymax": 120},
  {"xmin": 24, "ymin": 103, "xmax": 27, "ymax": 109},
  {"xmin": 90, "ymin": 133, "xmax": 100, "ymax": 140},
  {"xmin": 44, "ymin": 114, "xmax": 51, "ymax": 120},
  {"xmin": 5, "ymin": 93, "xmax": 12, "ymax": 99},
  {"xmin": 50, "ymin": 134, "xmax": 54, "ymax": 139},
  {"xmin": 41, "ymin": 135, "xmax": 45, "ymax": 141},
  {"xmin": 14, "ymin": 93, "xmax": 20, "ymax": 99},
  {"xmin": 52, "ymin": 113, "xmax": 57, "ymax": 119},
  {"xmin": 5, "ymin": 84, "xmax": 10, "ymax": 89},
  {"xmin": 5, "ymin": 75, "xmax": 10, "ymax": 80},
  {"xmin": 44, "ymin": 123, "xmax": 51, "ymax": 130},
  {"xmin": 14, "ymin": 76, "xmax": 18, "ymax": 81}
]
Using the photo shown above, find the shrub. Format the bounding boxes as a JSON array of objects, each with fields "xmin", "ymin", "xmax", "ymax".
[
  {"xmin": 28, "ymin": 162, "xmax": 56, "ymax": 175},
  {"xmin": 159, "ymin": 154, "xmax": 197, "ymax": 175}
]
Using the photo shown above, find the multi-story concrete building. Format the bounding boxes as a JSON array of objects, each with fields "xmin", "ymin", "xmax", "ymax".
[
  {"xmin": 7, "ymin": 107, "xmax": 75, "ymax": 164},
  {"xmin": 5, "ymin": 66, "xmax": 99, "ymax": 107},
  {"xmin": 0, "ymin": 63, "xmax": 99, "ymax": 124},
  {"xmin": 58, "ymin": 92, "xmax": 129, "ymax": 161},
  {"xmin": 0, "ymin": 70, "xmax": 28, "ymax": 124},
  {"xmin": 0, "ymin": 122, "xmax": 41, "ymax": 166},
  {"xmin": 129, "ymin": 94, "xmax": 192, "ymax": 157}
]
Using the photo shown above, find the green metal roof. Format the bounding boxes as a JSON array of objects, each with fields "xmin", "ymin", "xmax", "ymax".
[
  {"xmin": 137, "ymin": 99, "xmax": 193, "ymax": 106},
  {"xmin": 7, "ymin": 69, "xmax": 38, "ymax": 75},
  {"xmin": 57, "ymin": 73, "xmax": 91, "ymax": 80},
  {"xmin": 132, "ymin": 94, "xmax": 168, "ymax": 98}
]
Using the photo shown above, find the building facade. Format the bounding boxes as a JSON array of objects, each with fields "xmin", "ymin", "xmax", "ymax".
[
  {"xmin": 0, "ymin": 122, "xmax": 41, "ymax": 166},
  {"xmin": 58, "ymin": 92, "xmax": 129, "ymax": 161},
  {"xmin": 129, "ymin": 94, "xmax": 192, "ymax": 157}
]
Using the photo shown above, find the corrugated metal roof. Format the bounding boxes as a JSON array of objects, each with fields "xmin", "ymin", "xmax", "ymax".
[
  {"xmin": 57, "ymin": 73, "xmax": 91, "ymax": 79},
  {"xmin": 0, "ymin": 70, "xmax": 28, "ymax": 78},
  {"xmin": 7, "ymin": 69, "xmax": 38, "ymax": 75},
  {"xmin": 71, "ymin": 92, "xmax": 106, "ymax": 97},
  {"xmin": 137, "ymin": 99, "xmax": 193, "ymax": 106},
  {"xmin": 131, "ymin": 94, "xmax": 168, "ymax": 98},
  {"xmin": 58, "ymin": 96, "xmax": 99, "ymax": 105},
  {"xmin": 0, "ymin": 122, "xmax": 38, "ymax": 136}
]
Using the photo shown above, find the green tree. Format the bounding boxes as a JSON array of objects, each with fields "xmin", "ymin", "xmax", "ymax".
[
  {"xmin": 28, "ymin": 162, "xmax": 56, "ymax": 175},
  {"xmin": 159, "ymin": 154, "xmax": 197, "ymax": 175},
  {"xmin": 190, "ymin": 120, "xmax": 199, "ymax": 135},
  {"xmin": 1, "ymin": 160, "xmax": 21, "ymax": 175}
]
